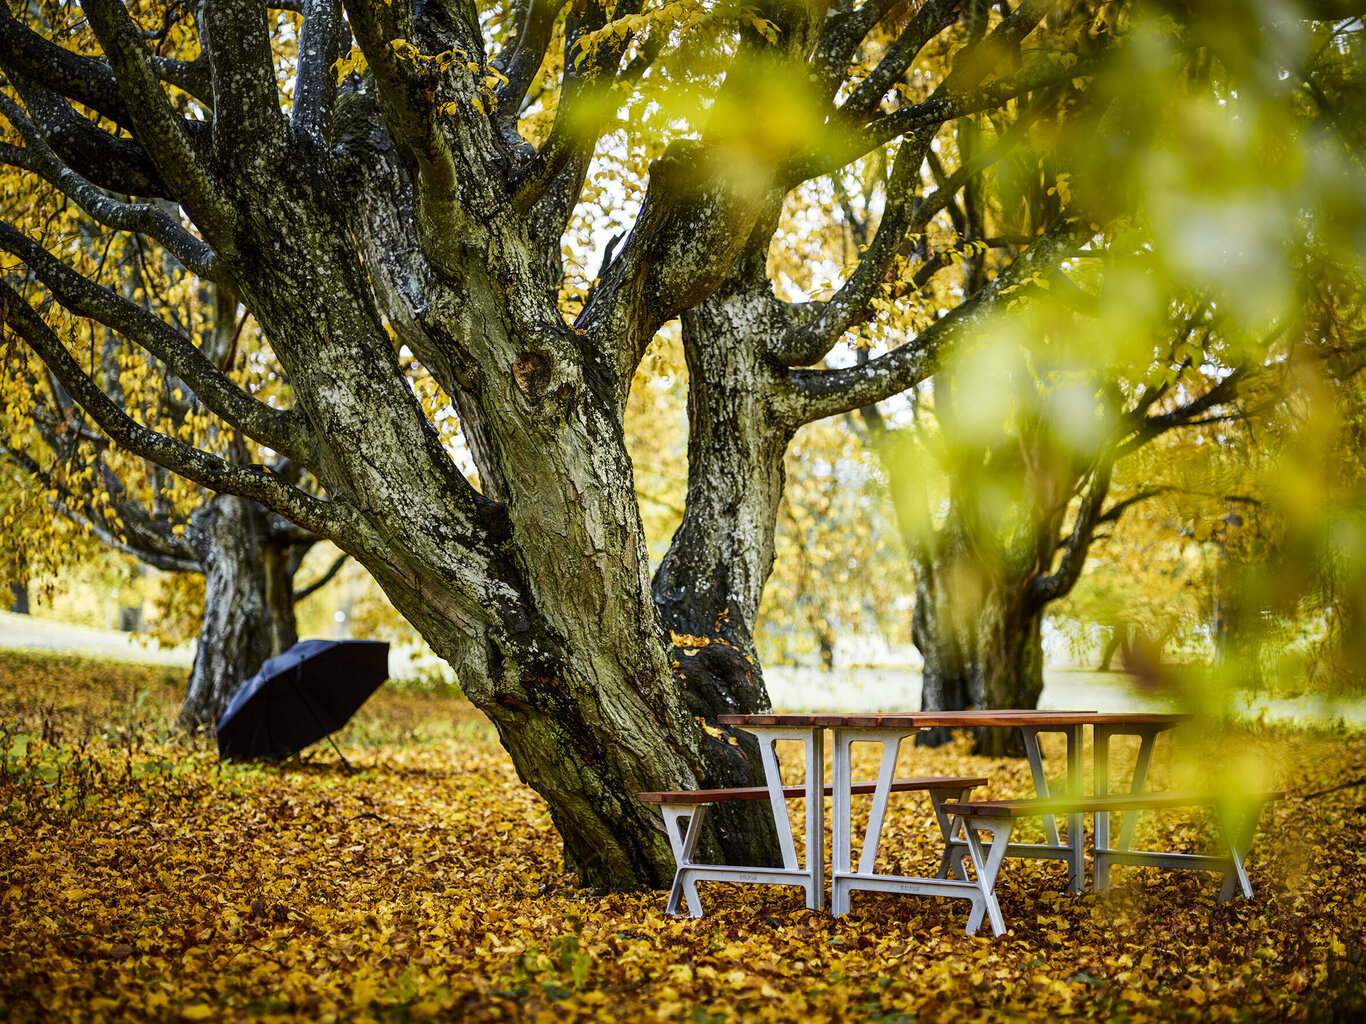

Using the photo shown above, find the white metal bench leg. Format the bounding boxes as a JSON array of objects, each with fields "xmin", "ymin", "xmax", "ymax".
[
  {"xmin": 930, "ymin": 787, "xmax": 975, "ymax": 880},
  {"xmin": 961, "ymin": 815, "xmax": 1014, "ymax": 936},
  {"xmin": 1216, "ymin": 798, "xmax": 1267, "ymax": 901},
  {"xmin": 662, "ymin": 804, "xmax": 708, "ymax": 917}
]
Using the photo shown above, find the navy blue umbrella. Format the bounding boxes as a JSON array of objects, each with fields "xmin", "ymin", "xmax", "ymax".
[{"xmin": 216, "ymin": 639, "xmax": 390, "ymax": 764}]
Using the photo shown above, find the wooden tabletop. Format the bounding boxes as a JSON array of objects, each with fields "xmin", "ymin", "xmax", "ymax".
[{"xmin": 716, "ymin": 711, "xmax": 1193, "ymax": 729}]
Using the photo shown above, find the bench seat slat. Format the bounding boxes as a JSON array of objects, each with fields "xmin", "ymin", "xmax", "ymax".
[
  {"xmin": 941, "ymin": 790, "xmax": 1285, "ymax": 818},
  {"xmin": 638, "ymin": 775, "xmax": 987, "ymax": 805}
]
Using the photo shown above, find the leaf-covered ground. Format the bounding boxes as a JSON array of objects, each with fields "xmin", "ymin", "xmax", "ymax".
[{"xmin": 1, "ymin": 650, "xmax": 1364, "ymax": 1023}]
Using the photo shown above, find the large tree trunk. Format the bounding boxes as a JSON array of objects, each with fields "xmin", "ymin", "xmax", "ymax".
[
  {"xmin": 915, "ymin": 576, "xmax": 1046, "ymax": 754},
  {"xmin": 972, "ymin": 597, "xmax": 1045, "ymax": 756},
  {"xmin": 909, "ymin": 520, "xmax": 1046, "ymax": 754},
  {"xmin": 179, "ymin": 495, "xmax": 277, "ymax": 728}
]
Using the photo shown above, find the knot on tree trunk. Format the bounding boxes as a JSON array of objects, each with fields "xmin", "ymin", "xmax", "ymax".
[{"xmin": 512, "ymin": 352, "xmax": 552, "ymax": 403}]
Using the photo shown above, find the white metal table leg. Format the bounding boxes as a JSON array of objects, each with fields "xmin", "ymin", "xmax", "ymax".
[
  {"xmin": 857, "ymin": 736, "xmax": 903, "ymax": 875},
  {"xmin": 1115, "ymin": 726, "xmax": 1158, "ymax": 853},
  {"xmin": 831, "ymin": 728, "xmax": 855, "ymax": 916},
  {"xmin": 1216, "ymin": 797, "xmax": 1267, "ymax": 901},
  {"xmin": 1021, "ymin": 726, "xmax": 1062, "ymax": 847},
  {"xmin": 751, "ymin": 725, "xmax": 826, "ymax": 911},
  {"xmin": 1066, "ymin": 724, "xmax": 1085, "ymax": 893},
  {"xmin": 1094, "ymin": 726, "xmax": 1112, "ymax": 891}
]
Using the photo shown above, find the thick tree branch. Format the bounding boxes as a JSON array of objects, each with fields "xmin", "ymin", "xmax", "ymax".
[
  {"xmin": 510, "ymin": 0, "xmax": 643, "ymax": 214},
  {"xmin": 0, "ymin": 223, "xmax": 312, "ymax": 464},
  {"xmin": 81, "ymin": 0, "xmax": 236, "ymax": 236},
  {"xmin": 3, "ymin": 72, "xmax": 174, "ymax": 199},
  {"xmin": 1031, "ymin": 453, "xmax": 1113, "ymax": 605},
  {"xmin": 494, "ymin": 0, "xmax": 564, "ymax": 146},
  {"xmin": 199, "ymin": 0, "xmax": 289, "ymax": 162},
  {"xmin": 840, "ymin": 0, "xmax": 964, "ymax": 121},
  {"xmin": 1095, "ymin": 486, "xmax": 1170, "ymax": 527},
  {"xmin": 0, "ymin": 9, "xmax": 130, "ymax": 128},
  {"xmin": 0, "ymin": 282, "xmax": 350, "ymax": 543},
  {"xmin": 811, "ymin": 0, "xmax": 934, "ymax": 103},
  {"xmin": 292, "ymin": 0, "xmax": 343, "ymax": 144},
  {"xmin": 770, "ymin": 125, "xmax": 938, "ymax": 366}
]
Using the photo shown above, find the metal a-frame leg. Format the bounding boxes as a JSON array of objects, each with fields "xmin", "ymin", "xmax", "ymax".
[
  {"xmin": 961, "ymin": 815, "xmax": 1014, "ymax": 936},
  {"xmin": 930, "ymin": 787, "xmax": 975, "ymax": 880},
  {"xmin": 1094, "ymin": 725, "xmax": 1159, "ymax": 893},
  {"xmin": 1216, "ymin": 798, "xmax": 1267, "ymax": 901},
  {"xmin": 1021, "ymin": 725, "xmax": 1085, "ymax": 892},
  {"xmin": 662, "ymin": 805, "xmax": 708, "ymax": 917},
  {"xmin": 755, "ymin": 727, "xmax": 825, "ymax": 911}
]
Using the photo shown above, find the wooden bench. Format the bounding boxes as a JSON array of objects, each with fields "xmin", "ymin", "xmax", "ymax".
[
  {"xmin": 639, "ymin": 776, "xmax": 988, "ymax": 917},
  {"xmin": 940, "ymin": 790, "xmax": 1284, "ymax": 935}
]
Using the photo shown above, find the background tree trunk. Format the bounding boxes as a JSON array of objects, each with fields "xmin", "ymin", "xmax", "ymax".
[{"xmin": 179, "ymin": 496, "xmax": 277, "ymax": 728}]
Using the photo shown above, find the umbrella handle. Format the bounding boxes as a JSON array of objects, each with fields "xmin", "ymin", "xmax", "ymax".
[{"xmin": 290, "ymin": 669, "xmax": 357, "ymax": 775}]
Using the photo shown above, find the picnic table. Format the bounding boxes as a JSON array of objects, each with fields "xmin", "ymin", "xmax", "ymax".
[{"xmin": 645, "ymin": 709, "xmax": 1277, "ymax": 934}]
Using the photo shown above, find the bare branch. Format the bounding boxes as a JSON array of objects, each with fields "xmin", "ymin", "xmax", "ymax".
[
  {"xmin": 3, "ymin": 443, "xmax": 201, "ymax": 573},
  {"xmin": 804, "ymin": 53, "xmax": 1095, "ymax": 185},
  {"xmin": 0, "ymin": 96, "xmax": 219, "ymax": 281},
  {"xmin": 1118, "ymin": 366, "xmax": 1251, "ymax": 456},
  {"xmin": 0, "ymin": 223, "xmax": 313, "ymax": 464},
  {"xmin": 774, "ymin": 216, "xmax": 1088, "ymax": 425},
  {"xmin": 770, "ymin": 125, "xmax": 938, "ymax": 366},
  {"xmin": 293, "ymin": 552, "xmax": 349, "ymax": 602},
  {"xmin": 1095, "ymin": 486, "xmax": 1171, "ymax": 526},
  {"xmin": 811, "ymin": 0, "xmax": 940, "ymax": 104},
  {"xmin": 0, "ymin": 281, "xmax": 351, "ymax": 543}
]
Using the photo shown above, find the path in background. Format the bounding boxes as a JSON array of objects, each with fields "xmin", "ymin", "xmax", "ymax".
[
  {"xmin": 3, "ymin": 610, "xmax": 1362, "ymax": 727},
  {"xmin": 0, "ymin": 609, "xmax": 195, "ymax": 666}
]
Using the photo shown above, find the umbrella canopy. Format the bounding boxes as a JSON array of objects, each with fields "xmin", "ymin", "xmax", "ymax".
[{"xmin": 216, "ymin": 639, "xmax": 390, "ymax": 759}]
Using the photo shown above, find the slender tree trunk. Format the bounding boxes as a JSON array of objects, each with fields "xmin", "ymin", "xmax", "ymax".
[
  {"xmin": 179, "ymin": 495, "xmax": 276, "ymax": 727},
  {"xmin": 262, "ymin": 540, "xmax": 302, "ymax": 657},
  {"xmin": 1098, "ymin": 625, "xmax": 1129, "ymax": 671},
  {"xmin": 7, "ymin": 581, "xmax": 27, "ymax": 614}
]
